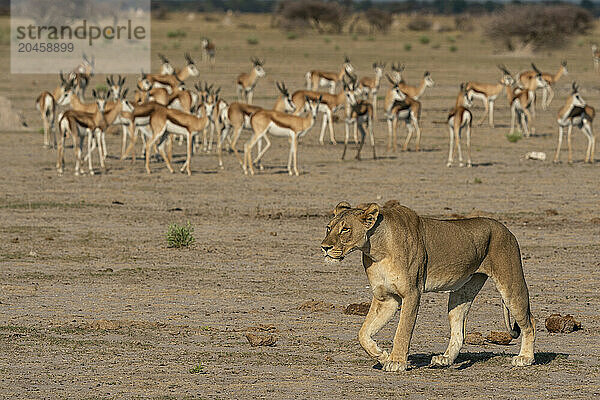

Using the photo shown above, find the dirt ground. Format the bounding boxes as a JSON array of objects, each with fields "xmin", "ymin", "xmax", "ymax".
[{"xmin": 1, "ymin": 13, "xmax": 600, "ymax": 399}]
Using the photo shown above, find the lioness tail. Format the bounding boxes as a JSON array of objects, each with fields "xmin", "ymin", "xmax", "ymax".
[{"xmin": 502, "ymin": 300, "xmax": 521, "ymax": 339}]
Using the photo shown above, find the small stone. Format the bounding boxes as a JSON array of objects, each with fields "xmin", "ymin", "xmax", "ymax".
[
  {"xmin": 486, "ymin": 331, "xmax": 513, "ymax": 345},
  {"xmin": 464, "ymin": 331, "xmax": 485, "ymax": 345},
  {"xmin": 545, "ymin": 314, "xmax": 582, "ymax": 333},
  {"xmin": 343, "ymin": 302, "xmax": 371, "ymax": 316},
  {"xmin": 245, "ymin": 332, "xmax": 277, "ymax": 347}
]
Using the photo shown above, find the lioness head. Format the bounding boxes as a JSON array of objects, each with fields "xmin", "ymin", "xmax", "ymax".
[{"xmin": 321, "ymin": 201, "xmax": 380, "ymax": 261}]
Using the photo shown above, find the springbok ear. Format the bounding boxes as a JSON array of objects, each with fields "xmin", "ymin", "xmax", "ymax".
[
  {"xmin": 333, "ymin": 201, "xmax": 351, "ymax": 216},
  {"xmin": 360, "ymin": 203, "xmax": 380, "ymax": 229}
]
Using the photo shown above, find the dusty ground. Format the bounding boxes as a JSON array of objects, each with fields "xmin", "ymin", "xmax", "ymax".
[{"xmin": 1, "ymin": 13, "xmax": 600, "ymax": 399}]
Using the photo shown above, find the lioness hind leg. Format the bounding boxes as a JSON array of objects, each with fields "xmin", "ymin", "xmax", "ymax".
[
  {"xmin": 489, "ymin": 227, "xmax": 536, "ymax": 367},
  {"xmin": 431, "ymin": 273, "xmax": 487, "ymax": 367}
]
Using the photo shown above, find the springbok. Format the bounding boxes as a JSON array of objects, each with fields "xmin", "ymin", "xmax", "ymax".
[
  {"xmin": 341, "ymin": 79, "xmax": 375, "ymax": 161},
  {"xmin": 446, "ymin": 83, "xmax": 474, "ymax": 168},
  {"xmin": 56, "ymin": 89, "xmax": 109, "ymax": 176},
  {"xmin": 243, "ymin": 97, "xmax": 322, "ymax": 176},
  {"xmin": 465, "ymin": 66, "xmax": 515, "ymax": 127},
  {"xmin": 592, "ymin": 45, "xmax": 600, "ymax": 72},
  {"xmin": 503, "ymin": 66, "xmax": 548, "ymax": 138},
  {"xmin": 554, "ymin": 83, "xmax": 595, "ymax": 164},
  {"xmin": 358, "ymin": 62, "xmax": 385, "ymax": 118},
  {"xmin": 518, "ymin": 61, "xmax": 567, "ymax": 110},
  {"xmin": 236, "ymin": 57, "xmax": 265, "ymax": 104},
  {"xmin": 145, "ymin": 53, "xmax": 200, "ymax": 92},
  {"xmin": 384, "ymin": 75, "xmax": 423, "ymax": 152},
  {"xmin": 35, "ymin": 72, "xmax": 71, "ymax": 148},
  {"xmin": 396, "ymin": 71, "xmax": 435, "ymax": 100},
  {"xmin": 158, "ymin": 54, "xmax": 175, "ymax": 75},
  {"xmin": 201, "ymin": 38, "xmax": 216, "ymax": 64},
  {"xmin": 305, "ymin": 56, "xmax": 354, "ymax": 94}
]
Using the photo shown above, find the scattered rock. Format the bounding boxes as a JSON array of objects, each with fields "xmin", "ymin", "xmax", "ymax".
[
  {"xmin": 28, "ymin": 250, "xmax": 38, "ymax": 257},
  {"xmin": 11, "ymin": 237, "xmax": 18, "ymax": 243},
  {"xmin": 524, "ymin": 151, "xmax": 546, "ymax": 161},
  {"xmin": 112, "ymin": 200, "xmax": 124, "ymax": 205},
  {"xmin": 246, "ymin": 324, "xmax": 277, "ymax": 333},
  {"xmin": 464, "ymin": 331, "xmax": 485, "ymax": 345},
  {"xmin": 591, "ymin": 217, "xmax": 600, "ymax": 224},
  {"xmin": 545, "ymin": 314, "xmax": 582, "ymax": 333},
  {"xmin": 544, "ymin": 209, "xmax": 559, "ymax": 216},
  {"xmin": 486, "ymin": 331, "xmax": 513, "ymax": 345},
  {"xmin": 343, "ymin": 302, "xmax": 371, "ymax": 316},
  {"xmin": 269, "ymin": 231, "xmax": 277, "ymax": 236},
  {"xmin": 299, "ymin": 300, "xmax": 336, "ymax": 312},
  {"xmin": 245, "ymin": 332, "xmax": 277, "ymax": 347},
  {"xmin": 167, "ymin": 207, "xmax": 183, "ymax": 212}
]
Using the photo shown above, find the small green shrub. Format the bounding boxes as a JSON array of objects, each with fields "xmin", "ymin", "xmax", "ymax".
[
  {"xmin": 166, "ymin": 222, "xmax": 195, "ymax": 248},
  {"xmin": 324, "ymin": 37, "xmax": 331, "ymax": 44},
  {"xmin": 167, "ymin": 29, "xmax": 186, "ymax": 38},
  {"xmin": 189, "ymin": 362, "xmax": 205, "ymax": 374},
  {"xmin": 247, "ymin": 36, "xmax": 259, "ymax": 45},
  {"xmin": 447, "ymin": 36, "xmax": 456, "ymax": 43},
  {"xmin": 419, "ymin": 35, "xmax": 430, "ymax": 45},
  {"xmin": 367, "ymin": 36, "xmax": 376, "ymax": 42},
  {"xmin": 473, "ymin": 177, "xmax": 482, "ymax": 184},
  {"xmin": 404, "ymin": 43, "xmax": 412, "ymax": 51},
  {"xmin": 351, "ymin": 34, "xmax": 359, "ymax": 41},
  {"xmin": 506, "ymin": 131, "xmax": 522, "ymax": 143},
  {"xmin": 287, "ymin": 32, "xmax": 298, "ymax": 40},
  {"xmin": 334, "ymin": 45, "xmax": 340, "ymax": 51},
  {"xmin": 449, "ymin": 45, "xmax": 458, "ymax": 52}
]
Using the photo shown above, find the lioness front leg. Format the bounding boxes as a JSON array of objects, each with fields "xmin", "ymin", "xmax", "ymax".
[
  {"xmin": 384, "ymin": 291, "xmax": 421, "ymax": 372},
  {"xmin": 358, "ymin": 296, "xmax": 399, "ymax": 366}
]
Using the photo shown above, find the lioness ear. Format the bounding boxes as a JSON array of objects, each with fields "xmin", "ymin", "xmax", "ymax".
[
  {"xmin": 360, "ymin": 203, "xmax": 380, "ymax": 230},
  {"xmin": 333, "ymin": 201, "xmax": 351, "ymax": 216}
]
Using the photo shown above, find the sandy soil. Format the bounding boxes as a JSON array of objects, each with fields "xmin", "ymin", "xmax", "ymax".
[{"xmin": 1, "ymin": 13, "xmax": 600, "ymax": 400}]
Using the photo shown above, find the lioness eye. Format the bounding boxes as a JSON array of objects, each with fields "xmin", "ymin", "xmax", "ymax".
[{"xmin": 341, "ymin": 227, "xmax": 350, "ymax": 233}]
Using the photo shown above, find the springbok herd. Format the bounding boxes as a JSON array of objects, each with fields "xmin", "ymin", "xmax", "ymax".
[{"xmin": 35, "ymin": 44, "xmax": 597, "ymax": 177}]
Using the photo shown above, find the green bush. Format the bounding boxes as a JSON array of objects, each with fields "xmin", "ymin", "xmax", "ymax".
[
  {"xmin": 247, "ymin": 36, "xmax": 259, "ymax": 45},
  {"xmin": 419, "ymin": 36, "xmax": 430, "ymax": 45},
  {"xmin": 166, "ymin": 222, "xmax": 195, "ymax": 248},
  {"xmin": 449, "ymin": 45, "xmax": 458, "ymax": 52},
  {"xmin": 167, "ymin": 29, "xmax": 186, "ymax": 38},
  {"xmin": 506, "ymin": 131, "xmax": 522, "ymax": 143},
  {"xmin": 189, "ymin": 362, "xmax": 205, "ymax": 374},
  {"xmin": 287, "ymin": 32, "xmax": 298, "ymax": 40},
  {"xmin": 404, "ymin": 43, "xmax": 412, "ymax": 51}
]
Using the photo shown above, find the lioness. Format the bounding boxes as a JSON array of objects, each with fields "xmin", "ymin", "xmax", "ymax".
[{"xmin": 320, "ymin": 200, "xmax": 535, "ymax": 371}]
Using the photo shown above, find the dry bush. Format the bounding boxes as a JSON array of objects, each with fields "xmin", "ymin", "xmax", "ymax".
[
  {"xmin": 275, "ymin": 1, "xmax": 347, "ymax": 33},
  {"xmin": 407, "ymin": 15, "xmax": 432, "ymax": 31},
  {"xmin": 365, "ymin": 9, "xmax": 393, "ymax": 33},
  {"xmin": 486, "ymin": 5, "xmax": 594, "ymax": 51}
]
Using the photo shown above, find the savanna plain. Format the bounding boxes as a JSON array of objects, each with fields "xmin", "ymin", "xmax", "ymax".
[{"xmin": 0, "ymin": 13, "xmax": 599, "ymax": 399}]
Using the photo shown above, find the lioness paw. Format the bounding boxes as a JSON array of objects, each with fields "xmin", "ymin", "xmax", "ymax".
[
  {"xmin": 430, "ymin": 354, "xmax": 452, "ymax": 368},
  {"xmin": 376, "ymin": 350, "xmax": 390, "ymax": 365},
  {"xmin": 382, "ymin": 359, "xmax": 407, "ymax": 372},
  {"xmin": 511, "ymin": 355, "xmax": 534, "ymax": 367}
]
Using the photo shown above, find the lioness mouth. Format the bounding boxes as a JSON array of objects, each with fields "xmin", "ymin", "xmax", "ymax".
[{"xmin": 325, "ymin": 254, "xmax": 344, "ymax": 261}]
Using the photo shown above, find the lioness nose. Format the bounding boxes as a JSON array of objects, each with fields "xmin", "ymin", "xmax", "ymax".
[{"xmin": 321, "ymin": 245, "xmax": 333, "ymax": 252}]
